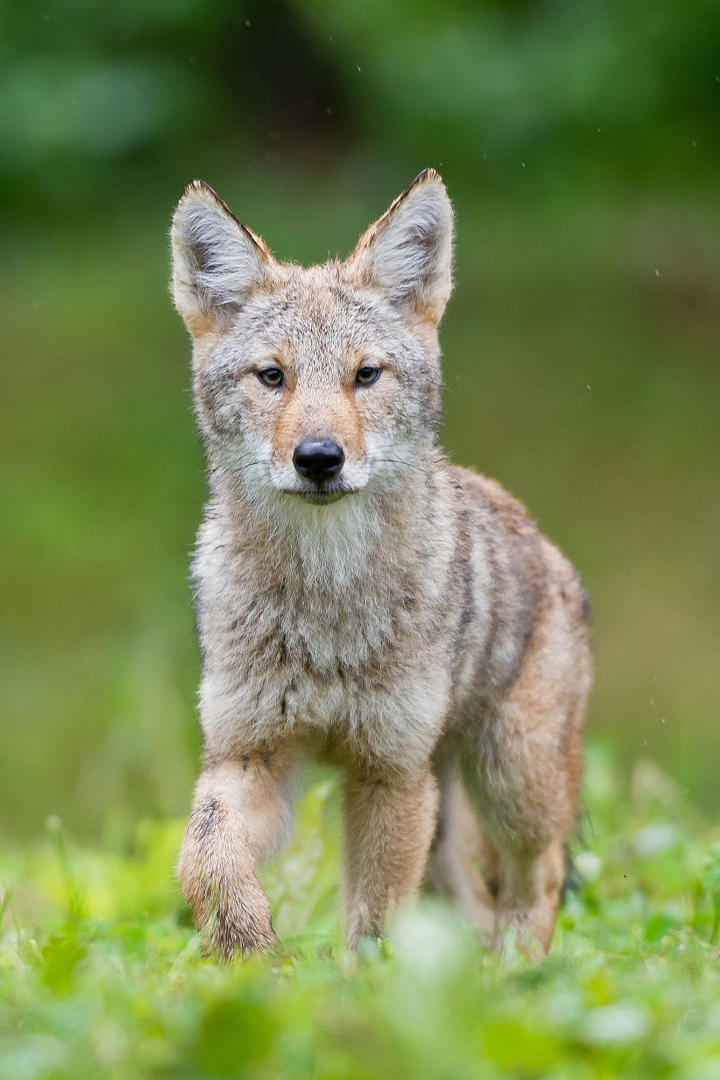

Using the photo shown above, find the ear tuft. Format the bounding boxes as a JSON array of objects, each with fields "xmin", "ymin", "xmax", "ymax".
[
  {"xmin": 170, "ymin": 181, "xmax": 274, "ymax": 337},
  {"xmin": 347, "ymin": 169, "xmax": 454, "ymax": 326}
]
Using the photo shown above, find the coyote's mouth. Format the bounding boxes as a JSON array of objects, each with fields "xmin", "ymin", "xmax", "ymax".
[{"xmin": 294, "ymin": 489, "xmax": 353, "ymax": 505}]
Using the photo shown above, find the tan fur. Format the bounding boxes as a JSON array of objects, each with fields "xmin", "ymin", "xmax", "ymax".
[
  {"xmin": 171, "ymin": 170, "xmax": 592, "ymax": 958},
  {"xmin": 269, "ymin": 369, "xmax": 367, "ymax": 467},
  {"xmin": 344, "ymin": 765, "xmax": 439, "ymax": 947}
]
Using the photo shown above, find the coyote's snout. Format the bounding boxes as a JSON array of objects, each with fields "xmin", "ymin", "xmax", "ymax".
[{"xmin": 171, "ymin": 169, "xmax": 592, "ymax": 959}]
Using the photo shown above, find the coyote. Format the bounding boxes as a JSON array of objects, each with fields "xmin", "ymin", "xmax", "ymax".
[{"xmin": 171, "ymin": 169, "xmax": 592, "ymax": 958}]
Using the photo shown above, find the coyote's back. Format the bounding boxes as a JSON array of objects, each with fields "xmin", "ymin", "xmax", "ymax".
[{"xmin": 171, "ymin": 169, "xmax": 592, "ymax": 958}]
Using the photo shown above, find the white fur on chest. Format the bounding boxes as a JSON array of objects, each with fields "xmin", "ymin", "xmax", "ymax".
[
  {"xmin": 199, "ymin": 660, "xmax": 449, "ymax": 769},
  {"xmin": 194, "ymin": 489, "xmax": 454, "ymax": 768}
]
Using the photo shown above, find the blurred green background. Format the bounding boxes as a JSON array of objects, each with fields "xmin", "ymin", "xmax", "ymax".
[{"xmin": 2, "ymin": 0, "xmax": 719, "ymax": 841}]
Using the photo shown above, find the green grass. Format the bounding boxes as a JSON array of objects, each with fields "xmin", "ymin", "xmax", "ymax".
[{"xmin": 2, "ymin": 745, "xmax": 720, "ymax": 1080}]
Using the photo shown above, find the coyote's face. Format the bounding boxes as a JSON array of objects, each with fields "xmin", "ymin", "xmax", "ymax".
[{"xmin": 171, "ymin": 171, "xmax": 453, "ymax": 505}]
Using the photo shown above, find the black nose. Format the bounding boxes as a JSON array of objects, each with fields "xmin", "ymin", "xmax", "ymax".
[{"xmin": 292, "ymin": 438, "xmax": 345, "ymax": 483}]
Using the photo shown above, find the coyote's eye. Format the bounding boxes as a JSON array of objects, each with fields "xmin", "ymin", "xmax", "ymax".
[
  {"xmin": 257, "ymin": 367, "xmax": 284, "ymax": 388},
  {"xmin": 355, "ymin": 366, "xmax": 381, "ymax": 387}
]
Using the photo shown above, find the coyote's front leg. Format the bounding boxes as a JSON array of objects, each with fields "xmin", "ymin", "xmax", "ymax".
[
  {"xmin": 177, "ymin": 754, "xmax": 294, "ymax": 959},
  {"xmin": 343, "ymin": 765, "xmax": 439, "ymax": 948}
]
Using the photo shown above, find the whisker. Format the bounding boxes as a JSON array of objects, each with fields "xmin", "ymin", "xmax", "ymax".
[
  {"xmin": 209, "ymin": 454, "xmax": 272, "ymax": 482},
  {"xmin": 370, "ymin": 457, "xmax": 429, "ymax": 476},
  {"xmin": 230, "ymin": 460, "xmax": 271, "ymax": 476}
]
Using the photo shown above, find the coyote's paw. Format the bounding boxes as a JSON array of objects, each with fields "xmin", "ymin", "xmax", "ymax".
[
  {"xmin": 492, "ymin": 911, "xmax": 549, "ymax": 963},
  {"xmin": 179, "ymin": 862, "xmax": 278, "ymax": 961},
  {"xmin": 201, "ymin": 899, "xmax": 279, "ymax": 961}
]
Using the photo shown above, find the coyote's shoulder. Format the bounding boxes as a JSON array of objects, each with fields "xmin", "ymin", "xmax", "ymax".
[{"xmin": 172, "ymin": 169, "xmax": 592, "ymax": 957}]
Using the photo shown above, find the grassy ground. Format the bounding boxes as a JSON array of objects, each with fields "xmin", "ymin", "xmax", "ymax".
[{"xmin": 2, "ymin": 745, "xmax": 720, "ymax": 1080}]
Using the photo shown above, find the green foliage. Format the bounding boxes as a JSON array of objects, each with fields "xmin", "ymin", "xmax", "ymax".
[
  {"xmin": 298, "ymin": 0, "xmax": 720, "ymax": 184},
  {"xmin": 2, "ymin": 747, "xmax": 720, "ymax": 1080},
  {"xmin": 2, "ymin": 0, "xmax": 718, "ymax": 214}
]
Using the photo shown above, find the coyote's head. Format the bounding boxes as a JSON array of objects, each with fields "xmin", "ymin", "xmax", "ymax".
[{"xmin": 171, "ymin": 170, "xmax": 453, "ymax": 506}]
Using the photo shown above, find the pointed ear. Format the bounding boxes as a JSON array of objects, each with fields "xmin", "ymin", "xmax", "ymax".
[
  {"xmin": 170, "ymin": 180, "xmax": 275, "ymax": 338},
  {"xmin": 346, "ymin": 169, "xmax": 454, "ymax": 327}
]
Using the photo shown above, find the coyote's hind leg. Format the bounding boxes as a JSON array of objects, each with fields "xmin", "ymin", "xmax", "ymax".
[
  {"xmin": 461, "ymin": 587, "xmax": 590, "ymax": 954},
  {"xmin": 425, "ymin": 759, "xmax": 496, "ymax": 938},
  {"xmin": 462, "ymin": 699, "xmax": 578, "ymax": 955}
]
